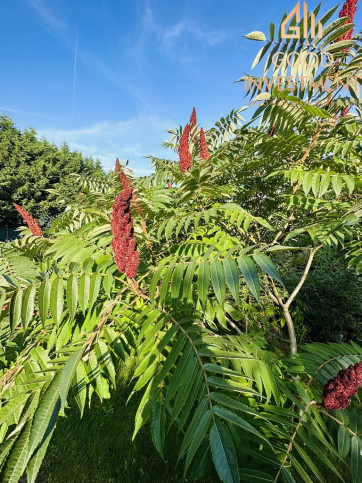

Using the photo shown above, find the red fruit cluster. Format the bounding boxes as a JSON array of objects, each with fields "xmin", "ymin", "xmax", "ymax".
[
  {"xmin": 111, "ymin": 189, "xmax": 139, "ymax": 278},
  {"xmin": 190, "ymin": 107, "xmax": 197, "ymax": 128},
  {"xmin": 179, "ymin": 108, "xmax": 211, "ymax": 171},
  {"xmin": 114, "ymin": 159, "xmax": 142, "ymax": 215},
  {"xmin": 14, "ymin": 204, "xmax": 43, "ymax": 236},
  {"xmin": 179, "ymin": 124, "xmax": 192, "ymax": 172},
  {"xmin": 199, "ymin": 128, "xmax": 210, "ymax": 159},
  {"xmin": 115, "ymin": 158, "xmax": 131, "ymax": 190},
  {"xmin": 322, "ymin": 361, "xmax": 362, "ymax": 410},
  {"xmin": 338, "ymin": 0, "xmax": 358, "ymax": 42}
]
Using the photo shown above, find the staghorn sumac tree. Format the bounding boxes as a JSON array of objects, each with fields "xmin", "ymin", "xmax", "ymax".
[{"xmin": 0, "ymin": 2, "xmax": 362, "ymax": 482}]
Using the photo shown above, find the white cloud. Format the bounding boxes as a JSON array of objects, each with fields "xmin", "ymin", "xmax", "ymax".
[
  {"xmin": 27, "ymin": 0, "xmax": 66, "ymax": 35},
  {"xmin": 138, "ymin": 3, "xmax": 227, "ymax": 57},
  {"xmin": 37, "ymin": 114, "xmax": 176, "ymax": 173}
]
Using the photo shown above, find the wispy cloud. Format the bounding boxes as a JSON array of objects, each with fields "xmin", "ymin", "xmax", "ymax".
[
  {"xmin": 0, "ymin": 106, "xmax": 64, "ymax": 121},
  {"xmin": 25, "ymin": 0, "xmax": 150, "ymax": 111},
  {"xmin": 162, "ymin": 21, "xmax": 227, "ymax": 48},
  {"xmin": 135, "ymin": 3, "xmax": 228, "ymax": 61},
  {"xmin": 37, "ymin": 113, "xmax": 176, "ymax": 172},
  {"xmin": 27, "ymin": 0, "xmax": 66, "ymax": 37}
]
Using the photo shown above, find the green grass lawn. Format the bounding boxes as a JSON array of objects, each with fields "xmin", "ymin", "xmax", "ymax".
[{"xmin": 35, "ymin": 365, "xmax": 218, "ymax": 482}]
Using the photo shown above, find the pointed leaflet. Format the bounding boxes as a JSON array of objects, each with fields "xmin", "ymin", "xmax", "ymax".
[
  {"xmin": 331, "ymin": 174, "xmax": 343, "ymax": 198},
  {"xmin": 213, "ymin": 406, "xmax": 268, "ymax": 444},
  {"xmin": 311, "ymin": 173, "xmax": 320, "ymax": 198},
  {"xmin": 95, "ymin": 339, "xmax": 116, "ymax": 387},
  {"xmin": 237, "ymin": 256, "xmax": 260, "ymax": 301},
  {"xmin": 244, "ymin": 31, "xmax": 266, "ymax": 41},
  {"xmin": 182, "ymin": 261, "xmax": 196, "ymax": 303},
  {"xmin": 197, "ymin": 260, "xmax": 210, "ymax": 307},
  {"xmin": 21, "ymin": 285, "xmax": 36, "ymax": 331},
  {"xmin": 338, "ymin": 425, "xmax": 351, "ymax": 459},
  {"xmin": 149, "ymin": 266, "xmax": 165, "ymax": 302},
  {"xmin": 0, "ymin": 434, "xmax": 17, "ymax": 469},
  {"xmin": 150, "ymin": 401, "xmax": 166, "ymax": 458},
  {"xmin": 184, "ymin": 410, "xmax": 212, "ymax": 476},
  {"xmin": 73, "ymin": 362, "xmax": 87, "ymax": 417},
  {"xmin": 179, "ymin": 400, "xmax": 208, "ymax": 459},
  {"xmin": 60, "ymin": 346, "xmax": 86, "ymax": 412},
  {"xmin": 27, "ymin": 372, "xmax": 61, "ymax": 460},
  {"xmin": 253, "ymin": 252, "xmax": 282, "ymax": 284},
  {"xmin": 159, "ymin": 262, "xmax": 176, "ymax": 305},
  {"xmin": 189, "ymin": 442, "xmax": 212, "ymax": 481},
  {"xmin": 351, "ymin": 436, "xmax": 362, "ymax": 483},
  {"xmin": 50, "ymin": 278, "xmax": 64, "ymax": 327},
  {"xmin": 303, "ymin": 172, "xmax": 313, "ymax": 195},
  {"xmin": 223, "ymin": 259, "xmax": 239, "ymax": 304},
  {"xmin": 210, "ymin": 420, "xmax": 240, "ymax": 483},
  {"xmin": 38, "ymin": 279, "xmax": 51, "ymax": 325},
  {"xmin": 66, "ymin": 274, "xmax": 78, "ymax": 319},
  {"xmin": 343, "ymin": 175, "xmax": 355, "ymax": 195},
  {"xmin": 319, "ymin": 173, "xmax": 330, "ymax": 197},
  {"xmin": 210, "ymin": 260, "xmax": 226, "ymax": 307},
  {"xmin": 78, "ymin": 273, "xmax": 90, "ymax": 313},
  {"xmin": 170, "ymin": 357, "xmax": 199, "ymax": 426},
  {"xmin": 26, "ymin": 427, "xmax": 55, "ymax": 483},
  {"xmin": 88, "ymin": 273, "xmax": 102, "ymax": 310},
  {"xmin": 102, "ymin": 273, "xmax": 113, "ymax": 297},
  {"xmin": 2, "ymin": 420, "xmax": 31, "ymax": 483},
  {"xmin": 171, "ymin": 261, "xmax": 185, "ymax": 309},
  {"xmin": 0, "ymin": 393, "xmax": 30, "ymax": 426},
  {"xmin": 10, "ymin": 289, "xmax": 23, "ymax": 333}
]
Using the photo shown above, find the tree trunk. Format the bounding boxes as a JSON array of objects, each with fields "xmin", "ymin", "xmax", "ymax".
[{"xmin": 281, "ymin": 305, "xmax": 297, "ymax": 355}]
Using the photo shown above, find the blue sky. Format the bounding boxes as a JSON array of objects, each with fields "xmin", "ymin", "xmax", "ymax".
[{"xmin": 1, "ymin": 0, "xmax": 360, "ymax": 174}]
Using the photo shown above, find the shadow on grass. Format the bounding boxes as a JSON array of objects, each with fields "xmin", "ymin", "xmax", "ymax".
[{"xmin": 36, "ymin": 374, "xmax": 218, "ymax": 483}]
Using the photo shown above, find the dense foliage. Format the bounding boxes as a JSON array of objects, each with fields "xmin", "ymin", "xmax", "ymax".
[
  {"xmin": 0, "ymin": 2, "xmax": 361, "ymax": 482},
  {"xmin": 0, "ymin": 116, "xmax": 104, "ymax": 226}
]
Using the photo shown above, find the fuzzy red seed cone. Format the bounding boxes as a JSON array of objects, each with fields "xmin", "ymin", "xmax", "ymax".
[
  {"xmin": 322, "ymin": 361, "xmax": 362, "ymax": 410},
  {"xmin": 115, "ymin": 158, "xmax": 121, "ymax": 173},
  {"xmin": 199, "ymin": 128, "xmax": 210, "ymax": 160},
  {"xmin": 14, "ymin": 204, "xmax": 43, "ymax": 236},
  {"xmin": 179, "ymin": 124, "xmax": 192, "ymax": 172},
  {"xmin": 111, "ymin": 189, "xmax": 139, "ymax": 278},
  {"xmin": 337, "ymin": 0, "xmax": 358, "ymax": 43},
  {"xmin": 189, "ymin": 108, "xmax": 197, "ymax": 128},
  {"xmin": 120, "ymin": 172, "xmax": 131, "ymax": 190}
]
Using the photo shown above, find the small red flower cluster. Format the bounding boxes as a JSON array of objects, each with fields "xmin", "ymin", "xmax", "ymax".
[
  {"xmin": 322, "ymin": 361, "xmax": 362, "ymax": 410},
  {"xmin": 179, "ymin": 108, "xmax": 210, "ymax": 171},
  {"xmin": 199, "ymin": 128, "xmax": 209, "ymax": 159},
  {"xmin": 338, "ymin": 0, "xmax": 358, "ymax": 42},
  {"xmin": 111, "ymin": 189, "xmax": 139, "ymax": 278},
  {"xmin": 14, "ymin": 204, "xmax": 43, "ymax": 236}
]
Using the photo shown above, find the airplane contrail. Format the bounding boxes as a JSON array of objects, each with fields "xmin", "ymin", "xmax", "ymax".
[{"xmin": 72, "ymin": 31, "xmax": 78, "ymax": 120}]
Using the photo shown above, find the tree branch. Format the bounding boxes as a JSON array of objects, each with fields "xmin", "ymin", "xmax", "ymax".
[{"xmin": 284, "ymin": 244, "xmax": 322, "ymax": 309}]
